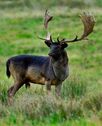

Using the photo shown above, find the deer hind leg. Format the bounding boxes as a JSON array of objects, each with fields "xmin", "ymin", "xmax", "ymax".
[
  {"xmin": 7, "ymin": 85, "xmax": 14, "ymax": 96},
  {"xmin": 7, "ymin": 79, "xmax": 24, "ymax": 103},
  {"xmin": 8, "ymin": 81, "xmax": 23, "ymax": 98}
]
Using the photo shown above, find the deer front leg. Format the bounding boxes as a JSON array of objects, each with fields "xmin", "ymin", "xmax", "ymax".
[
  {"xmin": 55, "ymin": 82, "xmax": 62, "ymax": 96},
  {"xmin": 45, "ymin": 80, "xmax": 51, "ymax": 95}
]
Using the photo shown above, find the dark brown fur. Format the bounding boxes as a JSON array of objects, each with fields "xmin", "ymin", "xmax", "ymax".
[{"xmin": 6, "ymin": 42, "xmax": 69, "ymax": 98}]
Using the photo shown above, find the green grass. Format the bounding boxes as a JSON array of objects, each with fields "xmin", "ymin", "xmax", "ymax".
[{"xmin": 0, "ymin": 7, "xmax": 102, "ymax": 126}]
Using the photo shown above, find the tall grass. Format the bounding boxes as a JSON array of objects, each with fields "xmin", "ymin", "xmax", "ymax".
[{"xmin": 62, "ymin": 75, "xmax": 87, "ymax": 99}]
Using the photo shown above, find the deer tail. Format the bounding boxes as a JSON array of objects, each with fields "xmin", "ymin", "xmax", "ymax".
[{"xmin": 6, "ymin": 59, "xmax": 11, "ymax": 78}]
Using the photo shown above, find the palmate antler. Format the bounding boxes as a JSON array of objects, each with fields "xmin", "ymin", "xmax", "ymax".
[
  {"xmin": 62, "ymin": 12, "xmax": 95, "ymax": 43},
  {"xmin": 38, "ymin": 10, "xmax": 53, "ymax": 42},
  {"xmin": 44, "ymin": 9, "xmax": 53, "ymax": 29}
]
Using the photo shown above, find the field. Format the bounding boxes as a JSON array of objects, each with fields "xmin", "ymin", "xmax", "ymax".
[{"xmin": 0, "ymin": 2, "xmax": 102, "ymax": 126}]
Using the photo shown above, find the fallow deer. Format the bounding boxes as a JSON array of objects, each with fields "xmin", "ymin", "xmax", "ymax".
[{"xmin": 6, "ymin": 10, "xmax": 95, "ymax": 99}]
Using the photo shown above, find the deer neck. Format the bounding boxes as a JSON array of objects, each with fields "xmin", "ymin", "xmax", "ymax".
[{"xmin": 51, "ymin": 51, "xmax": 69, "ymax": 81}]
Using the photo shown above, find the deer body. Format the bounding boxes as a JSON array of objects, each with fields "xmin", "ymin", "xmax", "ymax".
[{"xmin": 7, "ymin": 48, "xmax": 68, "ymax": 97}]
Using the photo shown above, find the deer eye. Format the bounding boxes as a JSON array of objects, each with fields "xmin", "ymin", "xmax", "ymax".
[{"xmin": 61, "ymin": 43, "xmax": 68, "ymax": 49}]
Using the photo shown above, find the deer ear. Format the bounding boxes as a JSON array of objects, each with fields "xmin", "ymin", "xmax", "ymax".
[
  {"xmin": 61, "ymin": 43, "xmax": 68, "ymax": 49},
  {"xmin": 45, "ymin": 40, "xmax": 52, "ymax": 47}
]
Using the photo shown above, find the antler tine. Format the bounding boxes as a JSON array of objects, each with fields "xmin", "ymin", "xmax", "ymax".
[
  {"xmin": 57, "ymin": 34, "xmax": 61, "ymax": 42},
  {"xmin": 44, "ymin": 9, "xmax": 53, "ymax": 29},
  {"xmin": 62, "ymin": 12, "xmax": 95, "ymax": 43},
  {"xmin": 38, "ymin": 32, "xmax": 53, "ymax": 42},
  {"xmin": 46, "ymin": 32, "xmax": 53, "ymax": 42}
]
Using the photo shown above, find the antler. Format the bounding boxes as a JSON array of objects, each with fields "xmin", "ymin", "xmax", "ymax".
[
  {"xmin": 62, "ymin": 12, "xmax": 95, "ymax": 43},
  {"xmin": 44, "ymin": 9, "xmax": 53, "ymax": 29},
  {"xmin": 38, "ymin": 10, "xmax": 53, "ymax": 42},
  {"xmin": 38, "ymin": 32, "xmax": 53, "ymax": 42}
]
